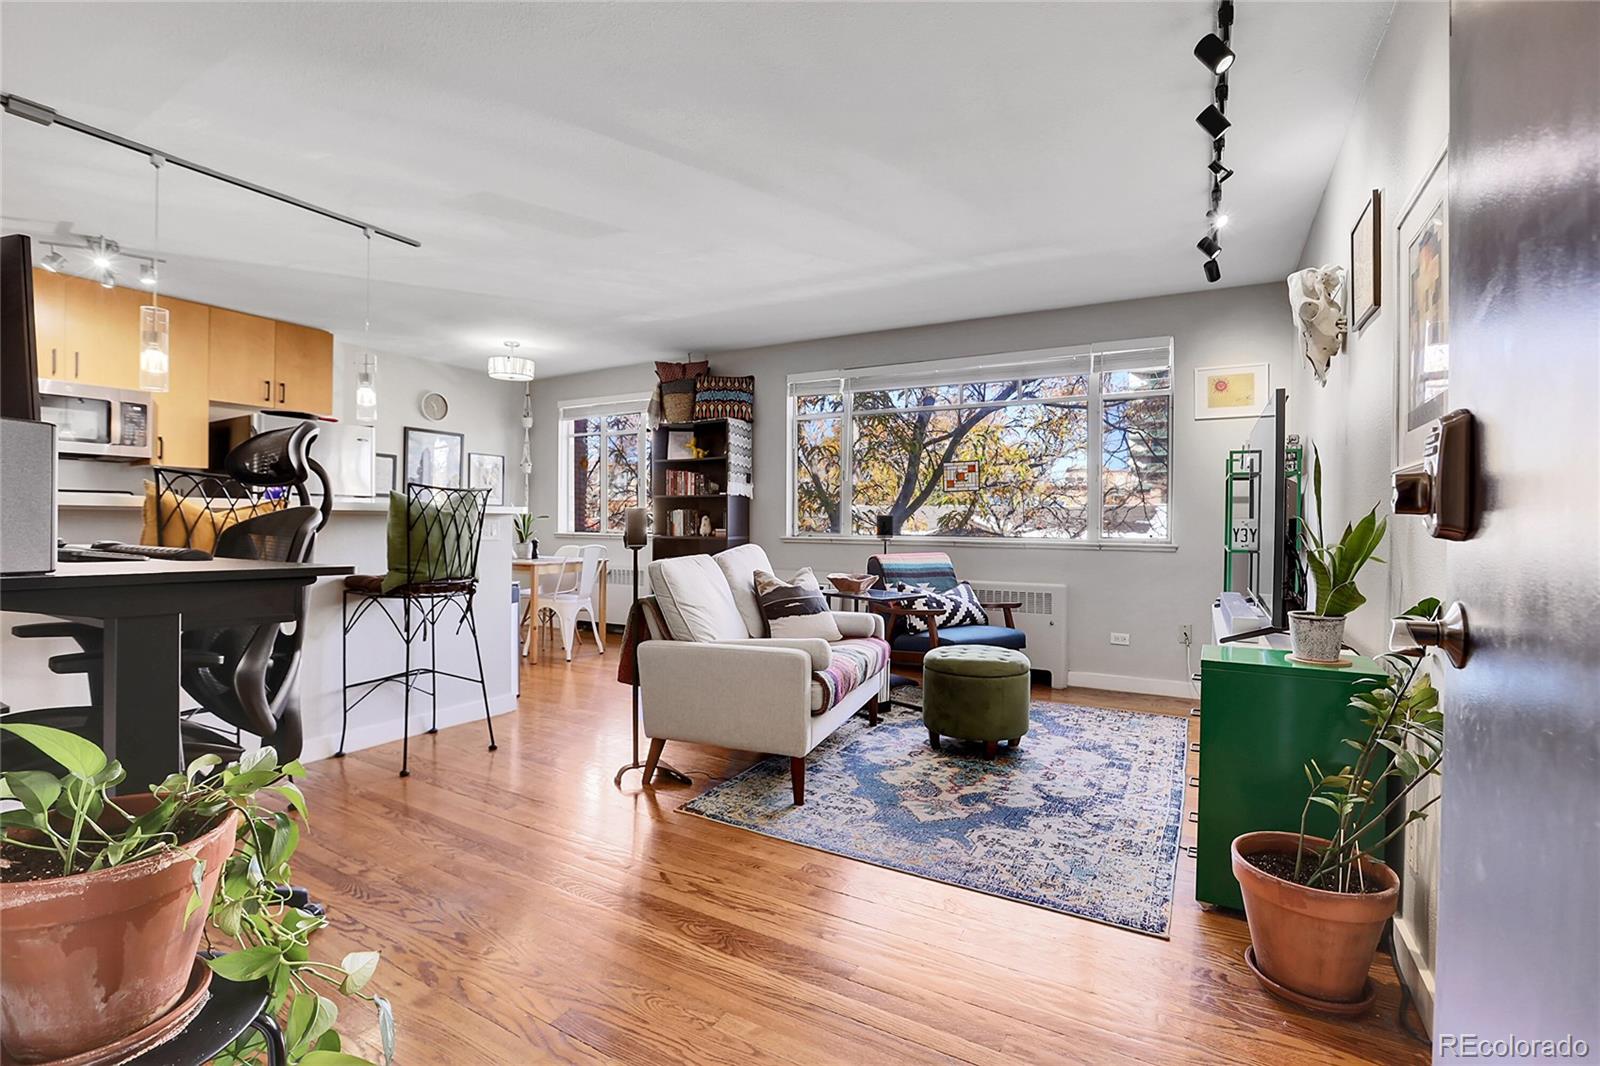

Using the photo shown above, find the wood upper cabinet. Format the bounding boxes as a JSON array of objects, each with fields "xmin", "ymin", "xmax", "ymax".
[
  {"xmin": 62, "ymin": 276, "xmax": 143, "ymax": 390},
  {"xmin": 152, "ymin": 296, "xmax": 210, "ymax": 468},
  {"xmin": 208, "ymin": 308, "xmax": 277, "ymax": 407},
  {"xmin": 32, "ymin": 268, "xmax": 66, "ymax": 379},
  {"xmin": 272, "ymin": 321, "xmax": 334, "ymax": 416}
]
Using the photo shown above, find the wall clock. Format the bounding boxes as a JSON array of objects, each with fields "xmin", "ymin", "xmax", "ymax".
[{"xmin": 419, "ymin": 391, "xmax": 449, "ymax": 421}]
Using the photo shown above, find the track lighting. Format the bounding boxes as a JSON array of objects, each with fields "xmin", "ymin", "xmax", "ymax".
[
  {"xmin": 139, "ymin": 262, "xmax": 158, "ymax": 287},
  {"xmin": 1196, "ymin": 104, "xmax": 1230, "ymax": 140},
  {"xmin": 1197, "ymin": 234, "xmax": 1221, "ymax": 259},
  {"xmin": 1204, "ymin": 259, "xmax": 1222, "ymax": 284},
  {"xmin": 92, "ymin": 255, "xmax": 111, "ymax": 270},
  {"xmin": 1194, "ymin": 33, "xmax": 1235, "ymax": 75},
  {"xmin": 1209, "ymin": 209, "xmax": 1230, "ymax": 230},
  {"xmin": 1209, "ymin": 159, "xmax": 1234, "ymax": 183},
  {"xmin": 99, "ymin": 269, "xmax": 115, "ymax": 289},
  {"xmin": 40, "ymin": 246, "xmax": 66, "ymax": 273}
]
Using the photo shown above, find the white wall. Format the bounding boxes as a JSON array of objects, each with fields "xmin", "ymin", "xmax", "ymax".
[
  {"xmin": 531, "ymin": 282, "xmax": 1294, "ymax": 694},
  {"xmin": 1289, "ymin": 0, "xmax": 1450, "ymax": 1027}
]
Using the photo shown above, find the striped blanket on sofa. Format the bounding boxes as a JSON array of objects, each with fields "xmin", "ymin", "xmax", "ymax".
[{"xmin": 811, "ymin": 636, "xmax": 890, "ymax": 714}]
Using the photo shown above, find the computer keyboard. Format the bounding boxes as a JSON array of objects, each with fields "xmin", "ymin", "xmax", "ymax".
[{"xmin": 78, "ymin": 541, "xmax": 213, "ymax": 561}]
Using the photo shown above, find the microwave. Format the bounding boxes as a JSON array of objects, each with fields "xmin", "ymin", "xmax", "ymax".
[{"xmin": 37, "ymin": 380, "xmax": 154, "ymax": 461}]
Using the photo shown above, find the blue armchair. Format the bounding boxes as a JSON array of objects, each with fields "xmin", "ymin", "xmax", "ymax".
[{"xmin": 865, "ymin": 552, "xmax": 1026, "ymax": 668}]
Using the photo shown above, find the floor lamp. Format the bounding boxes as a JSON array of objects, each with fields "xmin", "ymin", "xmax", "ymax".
[{"xmin": 614, "ymin": 507, "xmax": 690, "ymax": 787}]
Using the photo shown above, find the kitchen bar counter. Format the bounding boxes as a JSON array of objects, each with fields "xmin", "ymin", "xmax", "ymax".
[{"xmin": 56, "ymin": 490, "xmax": 525, "ymax": 516}]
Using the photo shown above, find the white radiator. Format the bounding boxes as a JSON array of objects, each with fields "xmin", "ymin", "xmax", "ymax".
[
  {"xmin": 968, "ymin": 580, "xmax": 1069, "ymax": 687},
  {"xmin": 604, "ymin": 562, "xmax": 646, "ymax": 628}
]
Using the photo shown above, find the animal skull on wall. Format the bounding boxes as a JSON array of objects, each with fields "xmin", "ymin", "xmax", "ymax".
[{"xmin": 1287, "ymin": 265, "xmax": 1348, "ymax": 384}]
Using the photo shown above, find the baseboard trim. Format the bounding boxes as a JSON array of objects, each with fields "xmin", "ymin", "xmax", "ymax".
[
  {"xmin": 1392, "ymin": 914, "xmax": 1435, "ymax": 1034},
  {"xmin": 1065, "ymin": 671, "xmax": 1195, "ymax": 700},
  {"xmin": 301, "ymin": 693, "xmax": 517, "ymax": 764}
]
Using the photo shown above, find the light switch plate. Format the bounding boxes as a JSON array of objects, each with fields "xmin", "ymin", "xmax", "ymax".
[{"xmin": 1109, "ymin": 632, "xmax": 1131, "ymax": 646}]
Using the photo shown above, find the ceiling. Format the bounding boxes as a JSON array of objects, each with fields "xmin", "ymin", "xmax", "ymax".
[{"xmin": 0, "ymin": 2, "xmax": 1393, "ymax": 376}]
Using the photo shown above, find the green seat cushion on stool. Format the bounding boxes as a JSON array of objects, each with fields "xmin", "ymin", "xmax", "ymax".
[
  {"xmin": 923, "ymin": 644, "xmax": 1031, "ymax": 678},
  {"xmin": 382, "ymin": 491, "xmax": 473, "ymax": 593}
]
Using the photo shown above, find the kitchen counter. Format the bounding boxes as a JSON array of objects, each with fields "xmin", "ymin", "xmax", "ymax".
[{"xmin": 56, "ymin": 490, "xmax": 525, "ymax": 516}]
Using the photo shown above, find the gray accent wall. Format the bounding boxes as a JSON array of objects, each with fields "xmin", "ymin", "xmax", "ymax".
[{"xmin": 531, "ymin": 282, "xmax": 1293, "ymax": 692}]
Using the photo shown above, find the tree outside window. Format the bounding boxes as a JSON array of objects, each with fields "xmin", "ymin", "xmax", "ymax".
[{"xmin": 563, "ymin": 406, "xmax": 650, "ymax": 533}]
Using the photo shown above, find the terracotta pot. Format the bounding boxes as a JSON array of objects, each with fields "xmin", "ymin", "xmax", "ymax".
[
  {"xmin": 1288, "ymin": 612, "xmax": 1347, "ymax": 662},
  {"xmin": 1231, "ymin": 831, "xmax": 1399, "ymax": 1009},
  {"xmin": 0, "ymin": 794, "xmax": 239, "ymax": 1063}
]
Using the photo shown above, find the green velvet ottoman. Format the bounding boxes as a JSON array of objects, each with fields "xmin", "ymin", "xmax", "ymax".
[{"xmin": 922, "ymin": 645, "xmax": 1032, "ymax": 757}]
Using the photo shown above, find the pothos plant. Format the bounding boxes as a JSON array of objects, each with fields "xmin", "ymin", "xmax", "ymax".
[
  {"xmin": 1302, "ymin": 445, "xmax": 1388, "ymax": 617},
  {"xmin": 0, "ymin": 724, "xmax": 394, "ymax": 1065},
  {"xmin": 1293, "ymin": 598, "xmax": 1446, "ymax": 892}
]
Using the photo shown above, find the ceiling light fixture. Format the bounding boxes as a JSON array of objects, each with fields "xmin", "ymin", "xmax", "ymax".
[
  {"xmin": 40, "ymin": 246, "xmax": 66, "ymax": 273},
  {"xmin": 1204, "ymin": 259, "xmax": 1222, "ymax": 284},
  {"xmin": 354, "ymin": 228, "xmax": 378, "ymax": 424},
  {"xmin": 487, "ymin": 340, "xmax": 536, "ymax": 382},
  {"xmin": 139, "ymin": 261, "xmax": 158, "ymax": 287},
  {"xmin": 1209, "ymin": 158, "xmax": 1235, "ymax": 183},
  {"xmin": 1196, "ymin": 102, "xmax": 1231, "ymax": 140},
  {"xmin": 99, "ymin": 269, "xmax": 116, "ymax": 289},
  {"xmin": 1197, "ymin": 234, "xmax": 1221, "ymax": 259},
  {"xmin": 1192, "ymin": 1, "xmax": 1236, "ymax": 283},
  {"xmin": 138, "ymin": 154, "xmax": 170, "ymax": 393},
  {"xmin": 1193, "ymin": 33, "xmax": 1235, "ymax": 75}
]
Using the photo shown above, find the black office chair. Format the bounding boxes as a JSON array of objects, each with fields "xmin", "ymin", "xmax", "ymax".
[
  {"xmin": 338, "ymin": 483, "xmax": 496, "ymax": 777},
  {"xmin": 3, "ymin": 425, "xmax": 332, "ymax": 771}
]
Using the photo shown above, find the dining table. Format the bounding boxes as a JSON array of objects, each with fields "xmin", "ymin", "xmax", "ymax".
[{"xmin": 512, "ymin": 555, "xmax": 608, "ymax": 663}]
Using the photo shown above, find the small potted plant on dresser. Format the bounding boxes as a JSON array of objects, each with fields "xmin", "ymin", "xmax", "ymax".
[
  {"xmin": 513, "ymin": 512, "xmax": 549, "ymax": 559},
  {"xmin": 0, "ymin": 724, "xmax": 395, "ymax": 1064},
  {"xmin": 1231, "ymin": 600, "xmax": 1445, "ymax": 1014},
  {"xmin": 1289, "ymin": 448, "xmax": 1388, "ymax": 663}
]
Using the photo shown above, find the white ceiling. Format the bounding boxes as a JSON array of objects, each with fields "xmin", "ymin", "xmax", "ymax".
[{"xmin": 1, "ymin": 2, "xmax": 1392, "ymax": 376}]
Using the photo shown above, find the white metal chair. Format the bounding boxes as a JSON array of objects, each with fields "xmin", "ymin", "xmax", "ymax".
[
  {"xmin": 551, "ymin": 544, "xmax": 607, "ymax": 661},
  {"xmin": 519, "ymin": 545, "xmax": 579, "ymax": 656}
]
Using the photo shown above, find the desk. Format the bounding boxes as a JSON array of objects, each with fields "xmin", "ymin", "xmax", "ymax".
[
  {"xmin": 512, "ymin": 557, "xmax": 607, "ymax": 663},
  {"xmin": 1, "ymin": 559, "xmax": 351, "ymax": 791}
]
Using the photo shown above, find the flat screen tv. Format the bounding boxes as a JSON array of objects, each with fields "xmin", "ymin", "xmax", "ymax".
[{"xmin": 0, "ymin": 233, "xmax": 42, "ymax": 422}]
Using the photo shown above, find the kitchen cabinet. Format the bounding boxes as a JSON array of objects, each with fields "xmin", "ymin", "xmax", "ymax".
[
  {"xmin": 32, "ymin": 270, "xmax": 141, "ymax": 389},
  {"xmin": 152, "ymin": 296, "xmax": 211, "ymax": 468},
  {"xmin": 209, "ymin": 308, "xmax": 278, "ymax": 408},
  {"xmin": 32, "ymin": 268, "xmax": 65, "ymax": 379},
  {"xmin": 272, "ymin": 321, "xmax": 334, "ymax": 416}
]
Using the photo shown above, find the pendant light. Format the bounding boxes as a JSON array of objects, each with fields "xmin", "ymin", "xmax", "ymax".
[
  {"xmin": 353, "ymin": 228, "xmax": 379, "ymax": 424},
  {"xmin": 487, "ymin": 340, "xmax": 535, "ymax": 382},
  {"xmin": 138, "ymin": 154, "xmax": 169, "ymax": 393}
]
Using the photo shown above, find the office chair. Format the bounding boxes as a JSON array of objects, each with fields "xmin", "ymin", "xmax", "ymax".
[{"xmin": 3, "ymin": 424, "xmax": 332, "ymax": 772}]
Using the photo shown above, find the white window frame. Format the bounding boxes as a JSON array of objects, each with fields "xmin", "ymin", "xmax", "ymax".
[
  {"xmin": 785, "ymin": 337, "xmax": 1175, "ymax": 548},
  {"xmin": 558, "ymin": 393, "xmax": 652, "ymax": 535}
]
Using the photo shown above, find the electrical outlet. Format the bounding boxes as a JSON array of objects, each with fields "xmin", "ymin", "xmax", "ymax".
[
  {"xmin": 1179, "ymin": 624, "xmax": 1193, "ymax": 647},
  {"xmin": 1109, "ymin": 632, "xmax": 1131, "ymax": 646},
  {"xmin": 481, "ymin": 518, "xmax": 502, "ymax": 541}
]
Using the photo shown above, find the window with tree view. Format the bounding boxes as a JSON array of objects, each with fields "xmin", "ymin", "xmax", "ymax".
[
  {"xmin": 790, "ymin": 339, "xmax": 1171, "ymax": 543},
  {"xmin": 561, "ymin": 402, "xmax": 651, "ymax": 534}
]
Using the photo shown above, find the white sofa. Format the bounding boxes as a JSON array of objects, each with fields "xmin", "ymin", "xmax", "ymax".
[{"xmin": 637, "ymin": 545, "xmax": 888, "ymax": 805}]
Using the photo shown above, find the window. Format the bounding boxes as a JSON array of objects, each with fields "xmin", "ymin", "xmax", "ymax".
[
  {"xmin": 559, "ymin": 396, "xmax": 651, "ymax": 534},
  {"xmin": 789, "ymin": 338, "xmax": 1172, "ymax": 543}
]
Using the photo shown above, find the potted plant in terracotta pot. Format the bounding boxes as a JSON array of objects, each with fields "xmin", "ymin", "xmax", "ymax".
[
  {"xmin": 1, "ymin": 724, "xmax": 395, "ymax": 1065},
  {"xmin": 1289, "ymin": 448, "xmax": 1388, "ymax": 663},
  {"xmin": 1232, "ymin": 601, "xmax": 1445, "ymax": 1013}
]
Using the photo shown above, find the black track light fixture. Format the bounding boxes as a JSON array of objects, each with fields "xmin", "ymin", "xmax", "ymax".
[
  {"xmin": 1204, "ymin": 258, "xmax": 1222, "ymax": 284},
  {"xmin": 1209, "ymin": 158, "xmax": 1235, "ymax": 183},
  {"xmin": 1196, "ymin": 103, "xmax": 1230, "ymax": 140},
  {"xmin": 1194, "ymin": 33, "xmax": 1235, "ymax": 75},
  {"xmin": 1197, "ymin": 233, "xmax": 1222, "ymax": 259}
]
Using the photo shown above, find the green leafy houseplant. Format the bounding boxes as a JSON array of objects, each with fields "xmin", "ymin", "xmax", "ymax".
[
  {"xmin": 0, "ymin": 724, "xmax": 394, "ymax": 1065},
  {"xmin": 1301, "ymin": 446, "xmax": 1388, "ymax": 618}
]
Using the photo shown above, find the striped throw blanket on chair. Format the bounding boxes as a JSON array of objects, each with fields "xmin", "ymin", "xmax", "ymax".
[{"xmin": 812, "ymin": 637, "xmax": 890, "ymax": 714}]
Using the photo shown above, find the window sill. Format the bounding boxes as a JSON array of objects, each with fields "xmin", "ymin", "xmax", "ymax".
[
  {"xmin": 779, "ymin": 535, "xmax": 1178, "ymax": 553},
  {"xmin": 551, "ymin": 531, "xmax": 624, "ymax": 540}
]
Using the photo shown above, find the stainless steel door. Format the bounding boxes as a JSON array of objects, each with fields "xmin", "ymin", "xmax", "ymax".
[{"xmin": 1435, "ymin": 0, "xmax": 1599, "ymax": 1050}]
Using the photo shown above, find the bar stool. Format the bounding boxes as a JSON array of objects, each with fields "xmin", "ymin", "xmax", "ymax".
[{"xmin": 338, "ymin": 484, "xmax": 496, "ymax": 777}]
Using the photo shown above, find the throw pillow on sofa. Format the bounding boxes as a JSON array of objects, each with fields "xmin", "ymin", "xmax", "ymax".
[
  {"xmin": 889, "ymin": 580, "xmax": 989, "ymax": 633},
  {"xmin": 754, "ymin": 567, "xmax": 843, "ymax": 641}
]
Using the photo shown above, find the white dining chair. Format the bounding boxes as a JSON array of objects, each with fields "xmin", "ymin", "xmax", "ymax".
[
  {"xmin": 520, "ymin": 545, "xmax": 580, "ymax": 656},
  {"xmin": 550, "ymin": 544, "xmax": 607, "ymax": 661}
]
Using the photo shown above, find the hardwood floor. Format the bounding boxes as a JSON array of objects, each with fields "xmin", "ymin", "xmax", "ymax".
[{"xmin": 293, "ymin": 644, "xmax": 1430, "ymax": 1064}]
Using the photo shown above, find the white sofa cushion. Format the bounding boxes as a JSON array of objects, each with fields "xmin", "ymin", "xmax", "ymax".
[
  {"xmin": 713, "ymin": 543, "xmax": 774, "ymax": 637},
  {"xmin": 648, "ymin": 555, "xmax": 748, "ymax": 642}
]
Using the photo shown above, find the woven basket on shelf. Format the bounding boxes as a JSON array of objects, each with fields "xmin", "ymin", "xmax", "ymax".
[{"xmin": 661, "ymin": 377, "xmax": 699, "ymax": 423}]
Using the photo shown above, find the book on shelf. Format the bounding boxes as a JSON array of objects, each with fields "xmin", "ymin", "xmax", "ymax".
[{"xmin": 662, "ymin": 469, "xmax": 720, "ymax": 495}]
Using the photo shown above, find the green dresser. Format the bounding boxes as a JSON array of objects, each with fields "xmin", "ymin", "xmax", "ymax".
[{"xmin": 1195, "ymin": 644, "xmax": 1387, "ymax": 910}]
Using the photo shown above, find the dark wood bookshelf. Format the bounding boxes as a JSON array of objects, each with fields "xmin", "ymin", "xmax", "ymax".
[{"xmin": 651, "ymin": 418, "xmax": 751, "ymax": 560}]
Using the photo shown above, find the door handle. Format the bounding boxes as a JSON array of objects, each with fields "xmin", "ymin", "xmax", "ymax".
[
  {"xmin": 263, "ymin": 379, "xmax": 272, "ymax": 402},
  {"xmin": 278, "ymin": 382, "xmax": 286, "ymax": 404},
  {"xmin": 157, "ymin": 435, "xmax": 164, "ymax": 462},
  {"xmin": 50, "ymin": 348, "xmax": 56, "ymax": 376},
  {"xmin": 73, "ymin": 351, "xmax": 80, "ymax": 379},
  {"xmin": 1391, "ymin": 601, "xmax": 1471, "ymax": 668}
]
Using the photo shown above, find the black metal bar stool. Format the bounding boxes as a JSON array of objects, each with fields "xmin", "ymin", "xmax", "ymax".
[{"xmin": 338, "ymin": 484, "xmax": 497, "ymax": 776}]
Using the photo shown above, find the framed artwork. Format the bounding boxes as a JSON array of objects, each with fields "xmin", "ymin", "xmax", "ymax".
[
  {"xmin": 402, "ymin": 426, "xmax": 463, "ymax": 488},
  {"xmin": 1397, "ymin": 152, "xmax": 1449, "ymax": 441},
  {"xmin": 1350, "ymin": 188, "xmax": 1383, "ymax": 331},
  {"xmin": 1194, "ymin": 362, "xmax": 1270, "ymax": 420},
  {"xmin": 468, "ymin": 451, "xmax": 506, "ymax": 506},
  {"xmin": 374, "ymin": 452, "xmax": 397, "ymax": 494}
]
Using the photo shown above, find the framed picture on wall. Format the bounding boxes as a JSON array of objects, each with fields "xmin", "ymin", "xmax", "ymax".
[
  {"xmin": 468, "ymin": 451, "xmax": 506, "ymax": 506},
  {"xmin": 374, "ymin": 452, "xmax": 397, "ymax": 494},
  {"xmin": 402, "ymin": 427, "xmax": 464, "ymax": 488},
  {"xmin": 1194, "ymin": 362, "xmax": 1270, "ymax": 420},
  {"xmin": 1350, "ymin": 188, "xmax": 1383, "ymax": 331},
  {"xmin": 1397, "ymin": 152, "xmax": 1449, "ymax": 444}
]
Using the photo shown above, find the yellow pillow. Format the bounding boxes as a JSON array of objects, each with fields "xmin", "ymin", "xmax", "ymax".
[{"xmin": 140, "ymin": 481, "xmax": 286, "ymax": 553}]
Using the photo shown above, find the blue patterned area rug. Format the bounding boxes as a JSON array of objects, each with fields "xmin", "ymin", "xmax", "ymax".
[{"xmin": 680, "ymin": 689, "xmax": 1188, "ymax": 937}]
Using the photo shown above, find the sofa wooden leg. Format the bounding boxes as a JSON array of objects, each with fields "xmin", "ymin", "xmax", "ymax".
[
  {"xmin": 643, "ymin": 738, "xmax": 666, "ymax": 786},
  {"xmin": 927, "ymin": 728, "xmax": 940, "ymax": 750},
  {"xmin": 789, "ymin": 757, "xmax": 806, "ymax": 805},
  {"xmin": 1007, "ymin": 737, "xmax": 1022, "ymax": 749},
  {"xmin": 984, "ymin": 740, "xmax": 999, "ymax": 759},
  {"xmin": 866, "ymin": 694, "xmax": 880, "ymax": 726}
]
